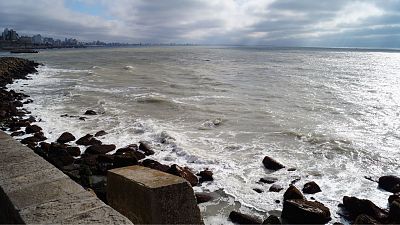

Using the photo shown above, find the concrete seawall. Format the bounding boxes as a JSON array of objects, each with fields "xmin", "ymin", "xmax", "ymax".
[{"xmin": 0, "ymin": 131, "xmax": 133, "ymax": 224}]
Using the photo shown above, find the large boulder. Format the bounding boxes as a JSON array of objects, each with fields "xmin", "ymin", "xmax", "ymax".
[
  {"xmin": 229, "ymin": 211, "xmax": 262, "ymax": 224},
  {"xmin": 168, "ymin": 164, "xmax": 199, "ymax": 186},
  {"xmin": 95, "ymin": 130, "xmax": 107, "ymax": 137},
  {"xmin": 263, "ymin": 215, "xmax": 281, "ymax": 224},
  {"xmin": 66, "ymin": 146, "xmax": 81, "ymax": 157},
  {"xmin": 378, "ymin": 175, "xmax": 400, "ymax": 193},
  {"xmin": 354, "ymin": 214, "xmax": 379, "ymax": 224},
  {"xmin": 198, "ymin": 169, "xmax": 214, "ymax": 182},
  {"xmin": 269, "ymin": 184, "xmax": 283, "ymax": 192},
  {"xmin": 47, "ymin": 147, "xmax": 74, "ymax": 168},
  {"xmin": 262, "ymin": 156, "xmax": 285, "ymax": 171},
  {"xmin": 303, "ymin": 181, "xmax": 322, "ymax": 194},
  {"xmin": 113, "ymin": 154, "xmax": 139, "ymax": 168},
  {"xmin": 57, "ymin": 132, "xmax": 76, "ymax": 143},
  {"xmin": 283, "ymin": 185, "xmax": 304, "ymax": 201},
  {"xmin": 25, "ymin": 124, "xmax": 42, "ymax": 134},
  {"xmin": 85, "ymin": 144, "xmax": 116, "ymax": 155},
  {"xmin": 195, "ymin": 193, "xmax": 213, "ymax": 204},
  {"xmin": 281, "ymin": 199, "xmax": 331, "ymax": 224},
  {"xmin": 76, "ymin": 134, "xmax": 102, "ymax": 146},
  {"xmin": 141, "ymin": 159, "xmax": 170, "ymax": 173},
  {"xmin": 84, "ymin": 110, "xmax": 97, "ymax": 115},
  {"xmin": 342, "ymin": 196, "xmax": 388, "ymax": 222},
  {"xmin": 388, "ymin": 199, "xmax": 400, "ymax": 223},
  {"xmin": 139, "ymin": 141, "xmax": 155, "ymax": 155}
]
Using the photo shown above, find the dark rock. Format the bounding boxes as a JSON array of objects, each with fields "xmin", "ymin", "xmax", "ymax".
[
  {"xmin": 354, "ymin": 214, "xmax": 379, "ymax": 224},
  {"xmin": 198, "ymin": 169, "xmax": 214, "ymax": 182},
  {"xmin": 76, "ymin": 134, "xmax": 102, "ymax": 146},
  {"xmin": 85, "ymin": 144, "xmax": 116, "ymax": 155},
  {"xmin": 281, "ymin": 199, "xmax": 331, "ymax": 224},
  {"xmin": 259, "ymin": 177, "xmax": 278, "ymax": 184},
  {"xmin": 195, "ymin": 193, "xmax": 213, "ymax": 204},
  {"xmin": 25, "ymin": 124, "xmax": 42, "ymax": 134},
  {"xmin": 141, "ymin": 159, "xmax": 170, "ymax": 172},
  {"xmin": 262, "ymin": 156, "xmax": 285, "ymax": 171},
  {"xmin": 342, "ymin": 196, "xmax": 388, "ymax": 222},
  {"xmin": 283, "ymin": 185, "xmax": 304, "ymax": 201},
  {"xmin": 168, "ymin": 164, "xmax": 199, "ymax": 186},
  {"xmin": 79, "ymin": 117, "xmax": 86, "ymax": 121},
  {"xmin": 33, "ymin": 132, "xmax": 47, "ymax": 141},
  {"xmin": 48, "ymin": 148, "xmax": 74, "ymax": 168},
  {"xmin": 95, "ymin": 130, "xmax": 107, "ymax": 137},
  {"xmin": 269, "ymin": 184, "xmax": 283, "ymax": 192},
  {"xmin": 378, "ymin": 175, "xmax": 400, "ymax": 193},
  {"xmin": 388, "ymin": 194, "xmax": 400, "ymax": 204},
  {"xmin": 287, "ymin": 168, "xmax": 296, "ymax": 171},
  {"xmin": 84, "ymin": 110, "xmax": 97, "ymax": 115},
  {"xmin": 262, "ymin": 215, "xmax": 281, "ymax": 224},
  {"xmin": 388, "ymin": 199, "xmax": 400, "ymax": 223},
  {"xmin": 229, "ymin": 211, "xmax": 262, "ymax": 224},
  {"xmin": 253, "ymin": 188, "xmax": 264, "ymax": 193},
  {"xmin": 303, "ymin": 181, "xmax": 322, "ymax": 194},
  {"xmin": 291, "ymin": 176, "xmax": 301, "ymax": 184},
  {"xmin": 57, "ymin": 132, "xmax": 76, "ymax": 143},
  {"xmin": 115, "ymin": 145, "xmax": 146, "ymax": 161},
  {"xmin": 21, "ymin": 136, "xmax": 40, "ymax": 144},
  {"xmin": 139, "ymin": 141, "xmax": 155, "ymax": 155},
  {"xmin": 67, "ymin": 147, "xmax": 81, "ymax": 157},
  {"xmin": 39, "ymin": 142, "xmax": 51, "ymax": 153},
  {"xmin": 275, "ymin": 200, "xmax": 280, "ymax": 203},
  {"xmin": 11, "ymin": 131, "xmax": 25, "ymax": 136},
  {"xmin": 113, "ymin": 154, "xmax": 139, "ymax": 168}
]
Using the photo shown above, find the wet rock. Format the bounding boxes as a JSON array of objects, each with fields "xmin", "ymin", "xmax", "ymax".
[
  {"xmin": 275, "ymin": 200, "xmax": 280, "ymax": 204},
  {"xmin": 269, "ymin": 184, "xmax": 283, "ymax": 192},
  {"xmin": 253, "ymin": 188, "xmax": 264, "ymax": 193},
  {"xmin": 48, "ymin": 148, "xmax": 74, "ymax": 168},
  {"xmin": 95, "ymin": 130, "xmax": 107, "ymax": 137},
  {"xmin": 378, "ymin": 175, "xmax": 400, "ymax": 193},
  {"xmin": 195, "ymin": 193, "xmax": 213, "ymax": 204},
  {"xmin": 67, "ymin": 146, "xmax": 81, "ymax": 157},
  {"xmin": 76, "ymin": 134, "xmax": 102, "ymax": 146},
  {"xmin": 262, "ymin": 215, "xmax": 281, "ymax": 224},
  {"xmin": 11, "ymin": 131, "xmax": 25, "ymax": 136},
  {"xmin": 39, "ymin": 142, "xmax": 51, "ymax": 153},
  {"xmin": 85, "ymin": 144, "xmax": 116, "ymax": 155},
  {"xmin": 79, "ymin": 117, "xmax": 86, "ymax": 121},
  {"xmin": 57, "ymin": 132, "xmax": 76, "ymax": 143},
  {"xmin": 113, "ymin": 154, "xmax": 139, "ymax": 168},
  {"xmin": 388, "ymin": 194, "xmax": 400, "ymax": 204},
  {"xmin": 259, "ymin": 176, "xmax": 278, "ymax": 184},
  {"xmin": 25, "ymin": 124, "xmax": 42, "ymax": 134},
  {"xmin": 139, "ymin": 141, "xmax": 155, "ymax": 155},
  {"xmin": 287, "ymin": 168, "xmax": 296, "ymax": 172},
  {"xmin": 115, "ymin": 145, "xmax": 146, "ymax": 161},
  {"xmin": 33, "ymin": 132, "xmax": 47, "ymax": 141},
  {"xmin": 354, "ymin": 214, "xmax": 379, "ymax": 224},
  {"xmin": 198, "ymin": 169, "xmax": 214, "ymax": 182},
  {"xmin": 84, "ymin": 110, "xmax": 97, "ymax": 115},
  {"xmin": 388, "ymin": 199, "xmax": 400, "ymax": 223},
  {"xmin": 141, "ymin": 159, "xmax": 170, "ymax": 173},
  {"xmin": 21, "ymin": 136, "xmax": 41, "ymax": 145},
  {"xmin": 342, "ymin": 196, "xmax": 388, "ymax": 222},
  {"xmin": 229, "ymin": 211, "xmax": 262, "ymax": 224},
  {"xmin": 168, "ymin": 164, "xmax": 199, "ymax": 186},
  {"xmin": 303, "ymin": 181, "xmax": 322, "ymax": 194},
  {"xmin": 281, "ymin": 199, "xmax": 331, "ymax": 224},
  {"xmin": 283, "ymin": 185, "xmax": 304, "ymax": 201},
  {"xmin": 262, "ymin": 156, "xmax": 285, "ymax": 171}
]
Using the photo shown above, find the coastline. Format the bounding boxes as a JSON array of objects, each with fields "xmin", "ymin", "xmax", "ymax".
[{"xmin": 1, "ymin": 56, "xmax": 400, "ymax": 224}]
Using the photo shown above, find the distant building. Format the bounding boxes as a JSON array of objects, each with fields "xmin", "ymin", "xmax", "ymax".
[
  {"xmin": 19, "ymin": 36, "xmax": 32, "ymax": 44},
  {"xmin": 32, "ymin": 34, "xmax": 42, "ymax": 44},
  {"xmin": 2, "ymin": 28, "xmax": 18, "ymax": 41},
  {"xmin": 43, "ymin": 37, "xmax": 54, "ymax": 45}
]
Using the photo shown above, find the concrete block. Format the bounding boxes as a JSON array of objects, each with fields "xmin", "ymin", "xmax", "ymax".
[
  {"xmin": 107, "ymin": 165, "xmax": 203, "ymax": 224},
  {"xmin": 57, "ymin": 205, "xmax": 134, "ymax": 224}
]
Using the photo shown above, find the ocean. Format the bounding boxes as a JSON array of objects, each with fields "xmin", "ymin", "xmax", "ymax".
[{"xmin": 6, "ymin": 46, "xmax": 400, "ymax": 223}]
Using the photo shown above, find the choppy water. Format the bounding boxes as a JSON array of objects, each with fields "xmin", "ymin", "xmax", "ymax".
[{"xmin": 6, "ymin": 46, "xmax": 400, "ymax": 223}]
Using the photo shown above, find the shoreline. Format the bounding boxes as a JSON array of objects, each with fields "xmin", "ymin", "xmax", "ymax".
[{"xmin": 1, "ymin": 57, "xmax": 399, "ymax": 224}]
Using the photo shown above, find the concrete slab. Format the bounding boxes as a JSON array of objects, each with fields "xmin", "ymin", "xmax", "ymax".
[
  {"xmin": 19, "ymin": 191, "xmax": 104, "ymax": 224},
  {"xmin": 58, "ymin": 205, "xmax": 134, "ymax": 224},
  {"xmin": 108, "ymin": 165, "xmax": 202, "ymax": 224}
]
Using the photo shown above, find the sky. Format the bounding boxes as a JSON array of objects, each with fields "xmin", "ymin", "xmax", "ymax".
[{"xmin": 0, "ymin": 0, "xmax": 400, "ymax": 48}]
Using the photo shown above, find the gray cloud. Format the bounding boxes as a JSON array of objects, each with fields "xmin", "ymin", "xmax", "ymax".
[{"xmin": 0, "ymin": 0, "xmax": 400, "ymax": 47}]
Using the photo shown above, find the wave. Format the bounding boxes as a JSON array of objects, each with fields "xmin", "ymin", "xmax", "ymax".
[{"xmin": 123, "ymin": 65, "xmax": 135, "ymax": 70}]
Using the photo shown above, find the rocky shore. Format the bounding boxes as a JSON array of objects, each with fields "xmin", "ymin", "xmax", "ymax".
[{"xmin": 1, "ymin": 57, "xmax": 399, "ymax": 224}]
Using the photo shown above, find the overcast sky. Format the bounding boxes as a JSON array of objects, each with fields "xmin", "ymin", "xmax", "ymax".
[{"xmin": 1, "ymin": 0, "xmax": 400, "ymax": 48}]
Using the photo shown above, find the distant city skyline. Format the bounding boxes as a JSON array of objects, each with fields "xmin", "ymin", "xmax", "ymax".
[{"xmin": 1, "ymin": 1, "xmax": 400, "ymax": 48}]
